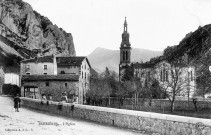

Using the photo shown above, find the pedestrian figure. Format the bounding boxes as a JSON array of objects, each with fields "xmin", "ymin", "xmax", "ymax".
[
  {"xmin": 41, "ymin": 94, "xmax": 47, "ymax": 105},
  {"xmin": 42, "ymin": 94, "xmax": 47, "ymax": 100},
  {"xmin": 58, "ymin": 92, "xmax": 68, "ymax": 110},
  {"xmin": 48, "ymin": 94, "xmax": 52, "ymax": 101},
  {"xmin": 192, "ymin": 98, "xmax": 197, "ymax": 111},
  {"xmin": 46, "ymin": 94, "xmax": 52, "ymax": 106},
  {"xmin": 14, "ymin": 94, "xmax": 21, "ymax": 112},
  {"xmin": 61, "ymin": 92, "xmax": 68, "ymax": 103}
]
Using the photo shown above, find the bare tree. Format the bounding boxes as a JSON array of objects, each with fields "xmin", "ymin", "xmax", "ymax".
[{"xmin": 158, "ymin": 62, "xmax": 191, "ymax": 112}]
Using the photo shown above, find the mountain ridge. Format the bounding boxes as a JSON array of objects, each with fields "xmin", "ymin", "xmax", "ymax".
[{"xmin": 88, "ymin": 47, "xmax": 162, "ymax": 73}]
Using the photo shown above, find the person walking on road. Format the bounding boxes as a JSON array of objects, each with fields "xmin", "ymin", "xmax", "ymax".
[{"xmin": 14, "ymin": 94, "xmax": 21, "ymax": 112}]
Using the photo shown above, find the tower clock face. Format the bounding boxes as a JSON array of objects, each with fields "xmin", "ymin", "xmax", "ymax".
[{"xmin": 124, "ymin": 44, "xmax": 126, "ymax": 47}]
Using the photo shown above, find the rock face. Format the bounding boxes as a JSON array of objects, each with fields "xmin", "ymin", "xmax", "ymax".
[{"xmin": 0, "ymin": 0, "xmax": 76, "ymax": 57}]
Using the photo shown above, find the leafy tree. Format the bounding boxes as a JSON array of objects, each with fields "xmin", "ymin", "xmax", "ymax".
[
  {"xmin": 121, "ymin": 64, "xmax": 134, "ymax": 81},
  {"xmin": 194, "ymin": 51, "xmax": 211, "ymax": 97},
  {"xmin": 87, "ymin": 68, "xmax": 119, "ymax": 106}
]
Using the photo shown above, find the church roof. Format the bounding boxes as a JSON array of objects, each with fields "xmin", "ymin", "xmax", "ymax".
[
  {"xmin": 133, "ymin": 63, "xmax": 155, "ymax": 69},
  {"xmin": 124, "ymin": 17, "xmax": 127, "ymax": 25}
]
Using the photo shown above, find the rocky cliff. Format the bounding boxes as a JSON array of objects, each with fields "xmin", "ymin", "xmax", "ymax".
[{"xmin": 0, "ymin": 0, "xmax": 76, "ymax": 59}]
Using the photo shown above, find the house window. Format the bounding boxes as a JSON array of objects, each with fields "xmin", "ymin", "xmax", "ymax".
[
  {"xmin": 160, "ymin": 68, "xmax": 168, "ymax": 82},
  {"xmin": 26, "ymin": 73, "xmax": 30, "ymax": 75},
  {"xmin": 44, "ymin": 65, "xmax": 47, "ymax": 70},
  {"xmin": 85, "ymin": 65, "xmax": 86, "ymax": 70},
  {"xmin": 82, "ymin": 71, "xmax": 83, "ymax": 78},
  {"xmin": 191, "ymin": 71, "xmax": 193, "ymax": 81},
  {"xmin": 60, "ymin": 71, "xmax": 65, "ymax": 74},
  {"xmin": 25, "ymin": 65, "xmax": 30, "ymax": 72},
  {"xmin": 147, "ymin": 71, "xmax": 150, "ymax": 81},
  {"xmin": 166, "ymin": 70, "xmax": 169, "ymax": 82},
  {"xmin": 46, "ymin": 82, "xmax": 49, "ymax": 87},
  {"xmin": 85, "ymin": 73, "xmax": 86, "ymax": 80},
  {"xmin": 44, "ymin": 73, "xmax": 47, "ymax": 75},
  {"xmin": 65, "ymin": 83, "xmax": 67, "ymax": 87}
]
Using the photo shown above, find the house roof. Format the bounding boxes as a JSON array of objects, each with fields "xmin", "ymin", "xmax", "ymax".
[
  {"xmin": 21, "ymin": 56, "xmax": 54, "ymax": 63},
  {"xmin": 133, "ymin": 63, "xmax": 155, "ymax": 69},
  {"xmin": 90, "ymin": 68, "xmax": 98, "ymax": 77},
  {"xmin": 22, "ymin": 74, "xmax": 79, "ymax": 82},
  {"xmin": 56, "ymin": 56, "xmax": 91, "ymax": 68}
]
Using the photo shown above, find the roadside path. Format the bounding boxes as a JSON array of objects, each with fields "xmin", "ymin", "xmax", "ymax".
[{"xmin": 0, "ymin": 96, "xmax": 148, "ymax": 135}]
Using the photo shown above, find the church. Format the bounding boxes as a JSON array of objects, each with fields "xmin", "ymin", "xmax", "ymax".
[
  {"xmin": 118, "ymin": 18, "xmax": 196, "ymax": 98},
  {"xmin": 119, "ymin": 17, "xmax": 132, "ymax": 81}
]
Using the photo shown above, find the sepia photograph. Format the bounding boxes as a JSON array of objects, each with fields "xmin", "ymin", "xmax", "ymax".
[{"xmin": 0, "ymin": 0, "xmax": 211, "ymax": 134}]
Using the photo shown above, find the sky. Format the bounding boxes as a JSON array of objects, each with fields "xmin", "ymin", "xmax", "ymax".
[{"xmin": 23, "ymin": 0, "xmax": 211, "ymax": 56}]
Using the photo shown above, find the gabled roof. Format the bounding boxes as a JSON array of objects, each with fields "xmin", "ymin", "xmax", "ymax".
[
  {"xmin": 22, "ymin": 74, "xmax": 79, "ymax": 82},
  {"xmin": 56, "ymin": 56, "xmax": 91, "ymax": 68},
  {"xmin": 21, "ymin": 56, "xmax": 54, "ymax": 63}
]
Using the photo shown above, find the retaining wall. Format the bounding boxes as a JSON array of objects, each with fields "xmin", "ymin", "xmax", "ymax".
[
  {"xmin": 100, "ymin": 98, "xmax": 211, "ymax": 111},
  {"xmin": 21, "ymin": 97, "xmax": 211, "ymax": 135}
]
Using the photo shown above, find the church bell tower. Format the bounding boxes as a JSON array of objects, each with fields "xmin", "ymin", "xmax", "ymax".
[{"xmin": 119, "ymin": 17, "xmax": 132, "ymax": 81}]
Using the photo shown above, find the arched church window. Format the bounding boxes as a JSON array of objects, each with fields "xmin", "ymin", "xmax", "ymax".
[
  {"xmin": 126, "ymin": 51, "xmax": 128, "ymax": 60},
  {"xmin": 123, "ymin": 51, "xmax": 125, "ymax": 61}
]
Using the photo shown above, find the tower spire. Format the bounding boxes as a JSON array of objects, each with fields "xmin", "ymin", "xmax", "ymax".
[{"xmin": 124, "ymin": 16, "xmax": 127, "ymax": 32}]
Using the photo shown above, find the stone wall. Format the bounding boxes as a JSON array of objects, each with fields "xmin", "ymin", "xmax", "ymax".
[
  {"xmin": 21, "ymin": 97, "xmax": 211, "ymax": 135},
  {"xmin": 100, "ymin": 98, "xmax": 211, "ymax": 111}
]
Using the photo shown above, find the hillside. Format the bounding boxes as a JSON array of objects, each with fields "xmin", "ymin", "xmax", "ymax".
[
  {"xmin": 162, "ymin": 25, "xmax": 211, "ymax": 63},
  {"xmin": 0, "ymin": 0, "xmax": 76, "ymax": 72},
  {"xmin": 88, "ymin": 47, "xmax": 162, "ymax": 73}
]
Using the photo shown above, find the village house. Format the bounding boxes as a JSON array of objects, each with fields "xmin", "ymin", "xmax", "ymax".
[
  {"xmin": 56, "ymin": 57, "xmax": 91, "ymax": 104},
  {"xmin": 20, "ymin": 55, "xmax": 92, "ymax": 104},
  {"xmin": 20, "ymin": 55, "xmax": 57, "ymax": 75},
  {"xmin": 3, "ymin": 65, "xmax": 20, "ymax": 87},
  {"xmin": 21, "ymin": 74, "xmax": 79, "ymax": 101}
]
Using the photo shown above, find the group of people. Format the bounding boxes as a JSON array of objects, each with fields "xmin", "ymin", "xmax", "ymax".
[
  {"xmin": 13, "ymin": 92, "xmax": 73, "ymax": 112},
  {"xmin": 41, "ymin": 94, "xmax": 53, "ymax": 101},
  {"xmin": 41, "ymin": 94, "xmax": 53, "ymax": 105}
]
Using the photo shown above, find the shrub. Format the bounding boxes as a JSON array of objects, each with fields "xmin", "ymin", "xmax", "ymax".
[{"xmin": 2, "ymin": 84, "xmax": 20, "ymax": 96}]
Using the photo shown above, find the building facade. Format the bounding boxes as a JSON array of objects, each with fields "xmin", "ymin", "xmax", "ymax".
[
  {"xmin": 133, "ymin": 61, "xmax": 196, "ymax": 98},
  {"xmin": 21, "ymin": 74, "xmax": 79, "ymax": 101},
  {"xmin": 0, "ymin": 66, "xmax": 5, "ymax": 94},
  {"xmin": 20, "ymin": 56, "xmax": 92, "ymax": 104},
  {"xmin": 4, "ymin": 73, "xmax": 19, "ymax": 86},
  {"xmin": 21, "ymin": 56, "xmax": 57, "ymax": 75},
  {"xmin": 56, "ymin": 57, "xmax": 91, "ymax": 104}
]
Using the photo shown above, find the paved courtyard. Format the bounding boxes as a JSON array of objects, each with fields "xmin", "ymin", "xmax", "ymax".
[{"xmin": 0, "ymin": 96, "xmax": 147, "ymax": 135}]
